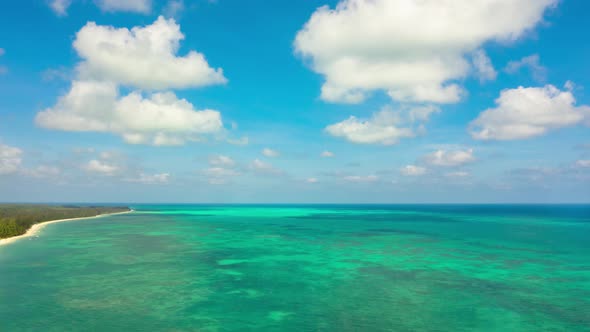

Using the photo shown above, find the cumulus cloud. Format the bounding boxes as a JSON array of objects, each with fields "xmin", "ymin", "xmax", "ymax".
[
  {"xmin": 0, "ymin": 48, "xmax": 7, "ymax": 75},
  {"xmin": 470, "ymin": 85, "xmax": 590, "ymax": 140},
  {"xmin": 0, "ymin": 143, "xmax": 23, "ymax": 175},
  {"xmin": 209, "ymin": 155, "xmax": 235, "ymax": 167},
  {"xmin": 472, "ymin": 49, "xmax": 497, "ymax": 82},
  {"xmin": 250, "ymin": 159, "xmax": 282, "ymax": 175},
  {"xmin": 321, "ymin": 151, "xmax": 335, "ymax": 158},
  {"xmin": 42, "ymin": 67, "xmax": 71, "ymax": 82},
  {"xmin": 74, "ymin": 17, "xmax": 226, "ymax": 90},
  {"xmin": 72, "ymin": 147, "xmax": 96, "ymax": 154},
  {"xmin": 342, "ymin": 175, "xmax": 378, "ymax": 183},
  {"xmin": 163, "ymin": 0, "xmax": 184, "ymax": 19},
  {"xmin": 505, "ymin": 54, "xmax": 547, "ymax": 82},
  {"xmin": 446, "ymin": 171, "xmax": 470, "ymax": 178},
  {"xmin": 227, "ymin": 136, "xmax": 249, "ymax": 146},
  {"xmin": 424, "ymin": 148, "xmax": 475, "ymax": 167},
  {"xmin": 326, "ymin": 108, "xmax": 414, "ymax": 145},
  {"xmin": 295, "ymin": 0, "xmax": 557, "ymax": 104},
  {"xmin": 407, "ymin": 105, "xmax": 441, "ymax": 123},
  {"xmin": 49, "ymin": 0, "xmax": 71, "ymax": 16},
  {"xmin": 96, "ymin": 0, "xmax": 151, "ymax": 14},
  {"xmin": 576, "ymin": 160, "xmax": 590, "ymax": 168},
  {"xmin": 262, "ymin": 148, "xmax": 280, "ymax": 158},
  {"xmin": 400, "ymin": 165, "xmax": 426, "ymax": 176},
  {"xmin": 48, "ymin": 0, "xmax": 152, "ymax": 16},
  {"xmin": 84, "ymin": 159, "xmax": 119, "ymax": 175},
  {"xmin": 126, "ymin": 173, "xmax": 170, "ymax": 184},
  {"xmin": 564, "ymin": 81, "xmax": 576, "ymax": 91},
  {"xmin": 78, "ymin": 150, "xmax": 172, "ymax": 183},
  {"xmin": 36, "ymin": 80, "xmax": 223, "ymax": 146},
  {"xmin": 203, "ymin": 155, "xmax": 240, "ymax": 184},
  {"xmin": 306, "ymin": 177, "xmax": 319, "ymax": 183},
  {"xmin": 204, "ymin": 167, "xmax": 240, "ymax": 184},
  {"xmin": 204, "ymin": 167, "xmax": 239, "ymax": 177},
  {"xmin": 38, "ymin": 18, "xmax": 229, "ymax": 147}
]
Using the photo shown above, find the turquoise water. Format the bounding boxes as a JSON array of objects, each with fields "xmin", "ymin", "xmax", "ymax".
[{"xmin": 1, "ymin": 205, "xmax": 589, "ymax": 331}]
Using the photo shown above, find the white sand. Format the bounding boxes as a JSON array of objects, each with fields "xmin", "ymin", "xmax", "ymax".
[{"xmin": 0, "ymin": 209, "xmax": 134, "ymax": 247}]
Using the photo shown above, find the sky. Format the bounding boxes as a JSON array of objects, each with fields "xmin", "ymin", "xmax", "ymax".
[{"xmin": 0, "ymin": 0, "xmax": 589, "ymax": 203}]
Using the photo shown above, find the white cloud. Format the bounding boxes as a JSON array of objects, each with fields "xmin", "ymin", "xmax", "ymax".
[
  {"xmin": 204, "ymin": 154, "xmax": 241, "ymax": 184},
  {"xmin": 48, "ymin": 0, "xmax": 151, "ymax": 16},
  {"xmin": 505, "ymin": 54, "xmax": 547, "ymax": 82},
  {"xmin": 42, "ymin": 67, "xmax": 71, "ymax": 82},
  {"xmin": 36, "ymin": 80, "xmax": 117, "ymax": 133},
  {"xmin": 126, "ymin": 173, "xmax": 170, "ymax": 184},
  {"xmin": 82, "ymin": 151, "xmax": 166, "ymax": 182},
  {"xmin": 36, "ymin": 80, "xmax": 224, "ymax": 146},
  {"xmin": 472, "ymin": 49, "xmax": 497, "ymax": 82},
  {"xmin": 321, "ymin": 151, "xmax": 334, "ymax": 158},
  {"xmin": 295, "ymin": 0, "xmax": 557, "ymax": 104},
  {"xmin": 203, "ymin": 167, "xmax": 240, "ymax": 184},
  {"xmin": 163, "ymin": 0, "xmax": 184, "ymax": 19},
  {"xmin": 0, "ymin": 48, "xmax": 6, "ymax": 75},
  {"xmin": 342, "ymin": 175, "xmax": 378, "ymax": 183},
  {"xmin": 18, "ymin": 149, "xmax": 172, "ymax": 184},
  {"xmin": 204, "ymin": 167, "xmax": 239, "ymax": 177},
  {"xmin": 306, "ymin": 177, "xmax": 319, "ymax": 183},
  {"xmin": 95, "ymin": 0, "xmax": 151, "ymax": 14},
  {"xmin": 470, "ymin": 85, "xmax": 590, "ymax": 140},
  {"xmin": 326, "ymin": 108, "xmax": 414, "ymax": 145},
  {"xmin": 424, "ymin": 149, "xmax": 475, "ymax": 167},
  {"xmin": 82, "ymin": 150, "xmax": 171, "ymax": 185},
  {"xmin": 84, "ymin": 159, "xmax": 119, "ymax": 175},
  {"xmin": 209, "ymin": 155, "xmax": 235, "ymax": 167},
  {"xmin": 72, "ymin": 147, "xmax": 95, "ymax": 154},
  {"xmin": 38, "ymin": 18, "xmax": 229, "ymax": 147},
  {"xmin": 250, "ymin": 159, "xmax": 282, "ymax": 175},
  {"xmin": 262, "ymin": 148, "xmax": 280, "ymax": 158},
  {"xmin": 99, "ymin": 151, "xmax": 119, "ymax": 160},
  {"xmin": 0, "ymin": 143, "xmax": 23, "ymax": 175},
  {"xmin": 575, "ymin": 160, "xmax": 590, "ymax": 168},
  {"xmin": 446, "ymin": 171, "xmax": 470, "ymax": 178},
  {"xmin": 74, "ymin": 16, "xmax": 226, "ymax": 90},
  {"xmin": 408, "ymin": 105, "xmax": 440, "ymax": 123},
  {"xmin": 251, "ymin": 159, "xmax": 272, "ymax": 171},
  {"xmin": 400, "ymin": 165, "xmax": 426, "ymax": 176},
  {"xmin": 49, "ymin": 0, "xmax": 71, "ymax": 16},
  {"xmin": 388, "ymin": 84, "xmax": 464, "ymax": 104},
  {"xmin": 227, "ymin": 136, "xmax": 249, "ymax": 146}
]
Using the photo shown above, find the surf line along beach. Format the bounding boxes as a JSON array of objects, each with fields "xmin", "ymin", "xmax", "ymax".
[{"xmin": 0, "ymin": 209, "xmax": 134, "ymax": 247}]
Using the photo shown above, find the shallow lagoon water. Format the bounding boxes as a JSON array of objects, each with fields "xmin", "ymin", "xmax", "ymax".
[{"xmin": 1, "ymin": 205, "xmax": 589, "ymax": 331}]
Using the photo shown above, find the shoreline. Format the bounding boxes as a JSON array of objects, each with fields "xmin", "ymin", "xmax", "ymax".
[{"xmin": 0, "ymin": 209, "xmax": 134, "ymax": 247}]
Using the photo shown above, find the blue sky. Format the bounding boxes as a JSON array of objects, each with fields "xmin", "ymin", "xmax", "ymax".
[{"xmin": 0, "ymin": 0, "xmax": 589, "ymax": 203}]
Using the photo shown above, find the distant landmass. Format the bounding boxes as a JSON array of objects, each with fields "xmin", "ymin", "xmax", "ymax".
[{"xmin": 0, "ymin": 204, "xmax": 130, "ymax": 239}]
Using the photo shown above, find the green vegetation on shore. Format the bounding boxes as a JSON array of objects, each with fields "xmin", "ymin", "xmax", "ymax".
[{"xmin": 0, "ymin": 204, "xmax": 130, "ymax": 239}]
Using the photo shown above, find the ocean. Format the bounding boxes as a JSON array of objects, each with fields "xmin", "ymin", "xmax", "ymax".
[{"xmin": 1, "ymin": 205, "xmax": 589, "ymax": 331}]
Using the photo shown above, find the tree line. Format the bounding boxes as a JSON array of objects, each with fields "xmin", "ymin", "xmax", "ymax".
[{"xmin": 0, "ymin": 204, "xmax": 130, "ymax": 239}]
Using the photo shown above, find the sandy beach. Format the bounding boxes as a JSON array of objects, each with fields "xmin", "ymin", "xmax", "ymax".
[{"xmin": 0, "ymin": 209, "xmax": 134, "ymax": 247}]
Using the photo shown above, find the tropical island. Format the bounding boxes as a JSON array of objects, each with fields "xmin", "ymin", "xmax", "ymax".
[{"xmin": 0, "ymin": 204, "xmax": 131, "ymax": 241}]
